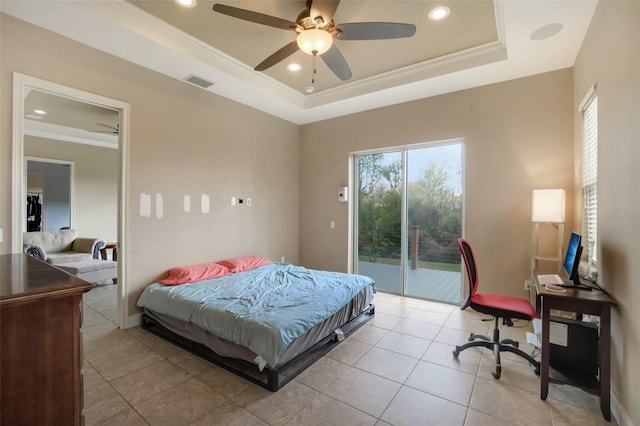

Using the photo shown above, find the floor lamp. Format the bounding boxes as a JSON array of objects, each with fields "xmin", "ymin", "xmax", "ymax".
[{"xmin": 531, "ymin": 189, "xmax": 566, "ymax": 276}]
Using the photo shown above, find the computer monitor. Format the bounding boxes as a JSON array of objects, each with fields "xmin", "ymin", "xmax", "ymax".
[{"xmin": 563, "ymin": 232, "xmax": 585, "ymax": 287}]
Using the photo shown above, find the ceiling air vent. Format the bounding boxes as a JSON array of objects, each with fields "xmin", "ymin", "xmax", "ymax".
[{"xmin": 183, "ymin": 74, "xmax": 214, "ymax": 89}]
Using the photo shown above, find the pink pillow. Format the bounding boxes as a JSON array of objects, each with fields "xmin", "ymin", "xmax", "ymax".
[
  {"xmin": 215, "ymin": 255, "xmax": 272, "ymax": 273},
  {"xmin": 160, "ymin": 262, "xmax": 230, "ymax": 285}
]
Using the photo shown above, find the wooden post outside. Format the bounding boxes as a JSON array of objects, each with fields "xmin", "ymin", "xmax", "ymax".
[{"xmin": 411, "ymin": 225, "xmax": 419, "ymax": 270}]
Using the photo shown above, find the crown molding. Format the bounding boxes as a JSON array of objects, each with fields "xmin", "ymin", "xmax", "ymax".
[
  {"xmin": 305, "ymin": 40, "xmax": 507, "ymax": 108},
  {"xmin": 90, "ymin": 0, "xmax": 303, "ymax": 106}
]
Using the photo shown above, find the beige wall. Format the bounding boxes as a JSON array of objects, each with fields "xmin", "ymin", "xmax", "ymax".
[
  {"xmin": 1, "ymin": 14, "xmax": 301, "ymax": 316},
  {"xmin": 300, "ymin": 69, "xmax": 575, "ymax": 299},
  {"xmin": 573, "ymin": 1, "xmax": 640, "ymax": 424},
  {"xmin": 25, "ymin": 137, "xmax": 119, "ymax": 243}
]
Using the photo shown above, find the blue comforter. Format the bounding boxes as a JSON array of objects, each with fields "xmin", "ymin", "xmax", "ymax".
[{"xmin": 137, "ymin": 263, "xmax": 375, "ymax": 367}]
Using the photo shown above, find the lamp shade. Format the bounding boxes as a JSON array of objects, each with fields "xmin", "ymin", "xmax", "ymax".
[
  {"xmin": 532, "ymin": 189, "xmax": 566, "ymax": 222},
  {"xmin": 296, "ymin": 29, "xmax": 333, "ymax": 55}
]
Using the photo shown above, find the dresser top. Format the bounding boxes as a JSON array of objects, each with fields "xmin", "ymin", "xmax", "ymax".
[{"xmin": 0, "ymin": 254, "xmax": 93, "ymax": 303}]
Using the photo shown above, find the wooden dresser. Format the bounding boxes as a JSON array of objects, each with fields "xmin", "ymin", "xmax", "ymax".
[{"xmin": 1, "ymin": 254, "xmax": 93, "ymax": 425}]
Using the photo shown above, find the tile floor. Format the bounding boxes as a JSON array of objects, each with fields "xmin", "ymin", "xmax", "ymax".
[{"xmin": 82, "ymin": 286, "xmax": 614, "ymax": 425}]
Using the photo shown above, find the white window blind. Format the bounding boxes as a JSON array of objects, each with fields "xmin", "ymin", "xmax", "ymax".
[{"xmin": 581, "ymin": 93, "xmax": 598, "ymax": 264}]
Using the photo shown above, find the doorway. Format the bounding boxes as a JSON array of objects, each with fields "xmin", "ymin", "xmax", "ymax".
[
  {"xmin": 26, "ymin": 158, "xmax": 74, "ymax": 232},
  {"xmin": 12, "ymin": 73, "xmax": 130, "ymax": 328},
  {"xmin": 354, "ymin": 141, "xmax": 464, "ymax": 304}
]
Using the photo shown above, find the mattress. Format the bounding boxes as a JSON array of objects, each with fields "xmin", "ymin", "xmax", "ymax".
[
  {"xmin": 143, "ymin": 283, "xmax": 373, "ymax": 368},
  {"xmin": 137, "ymin": 262, "xmax": 376, "ymax": 368}
]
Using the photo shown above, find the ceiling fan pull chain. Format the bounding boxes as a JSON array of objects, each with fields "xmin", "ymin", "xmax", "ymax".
[{"xmin": 312, "ymin": 53, "xmax": 318, "ymax": 85}]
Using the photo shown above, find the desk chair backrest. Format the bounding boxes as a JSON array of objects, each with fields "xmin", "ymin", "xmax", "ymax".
[{"xmin": 458, "ymin": 238, "xmax": 479, "ymax": 310}]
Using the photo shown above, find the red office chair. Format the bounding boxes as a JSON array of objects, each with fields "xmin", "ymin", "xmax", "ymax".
[{"xmin": 453, "ymin": 238, "xmax": 540, "ymax": 379}]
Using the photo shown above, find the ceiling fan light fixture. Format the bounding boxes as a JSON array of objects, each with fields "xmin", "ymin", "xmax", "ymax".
[
  {"xmin": 175, "ymin": 0, "xmax": 197, "ymax": 8},
  {"xmin": 428, "ymin": 6, "xmax": 450, "ymax": 21},
  {"xmin": 297, "ymin": 29, "xmax": 333, "ymax": 56}
]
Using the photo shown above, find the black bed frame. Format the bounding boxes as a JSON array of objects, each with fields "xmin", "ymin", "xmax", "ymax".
[{"xmin": 140, "ymin": 303, "xmax": 375, "ymax": 392}]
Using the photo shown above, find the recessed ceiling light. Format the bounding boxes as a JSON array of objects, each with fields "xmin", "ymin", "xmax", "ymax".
[
  {"xmin": 175, "ymin": 0, "xmax": 197, "ymax": 8},
  {"xmin": 33, "ymin": 109, "xmax": 47, "ymax": 115},
  {"xmin": 428, "ymin": 6, "xmax": 450, "ymax": 21},
  {"xmin": 287, "ymin": 63, "xmax": 302, "ymax": 72}
]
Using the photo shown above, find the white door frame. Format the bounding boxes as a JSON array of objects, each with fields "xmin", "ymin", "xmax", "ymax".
[{"xmin": 12, "ymin": 72, "xmax": 130, "ymax": 329}]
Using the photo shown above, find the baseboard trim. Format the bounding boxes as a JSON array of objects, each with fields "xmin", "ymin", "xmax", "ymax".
[
  {"xmin": 611, "ymin": 389, "xmax": 635, "ymax": 426},
  {"xmin": 125, "ymin": 312, "xmax": 142, "ymax": 329}
]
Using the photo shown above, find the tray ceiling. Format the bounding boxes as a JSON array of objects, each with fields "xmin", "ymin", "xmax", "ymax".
[{"xmin": 0, "ymin": 0, "xmax": 598, "ymax": 124}]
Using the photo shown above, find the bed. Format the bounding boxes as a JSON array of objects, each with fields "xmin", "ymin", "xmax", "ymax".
[{"xmin": 137, "ymin": 260, "xmax": 375, "ymax": 391}]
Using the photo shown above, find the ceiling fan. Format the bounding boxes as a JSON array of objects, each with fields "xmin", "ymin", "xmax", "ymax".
[
  {"xmin": 212, "ymin": 0, "xmax": 416, "ymax": 81},
  {"xmin": 89, "ymin": 123, "xmax": 119, "ymax": 135}
]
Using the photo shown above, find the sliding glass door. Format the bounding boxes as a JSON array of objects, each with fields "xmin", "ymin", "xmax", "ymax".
[
  {"xmin": 404, "ymin": 144, "xmax": 463, "ymax": 302},
  {"xmin": 355, "ymin": 142, "xmax": 463, "ymax": 304},
  {"xmin": 355, "ymin": 152, "xmax": 403, "ymax": 293}
]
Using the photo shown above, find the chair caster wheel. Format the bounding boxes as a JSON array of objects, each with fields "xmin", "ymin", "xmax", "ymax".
[
  {"xmin": 534, "ymin": 366, "xmax": 540, "ymax": 376},
  {"xmin": 467, "ymin": 334, "xmax": 474, "ymax": 342},
  {"xmin": 452, "ymin": 349, "xmax": 460, "ymax": 358},
  {"xmin": 492, "ymin": 366, "xmax": 501, "ymax": 379}
]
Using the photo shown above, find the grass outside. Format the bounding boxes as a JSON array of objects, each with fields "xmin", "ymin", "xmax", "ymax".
[{"xmin": 358, "ymin": 255, "xmax": 461, "ymax": 272}]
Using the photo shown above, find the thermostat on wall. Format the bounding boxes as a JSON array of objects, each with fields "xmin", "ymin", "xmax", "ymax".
[{"xmin": 338, "ymin": 187, "xmax": 348, "ymax": 202}]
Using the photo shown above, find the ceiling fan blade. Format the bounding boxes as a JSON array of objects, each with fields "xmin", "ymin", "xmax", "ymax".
[
  {"xmin": 212, "ymin": 4, "xmax": 296, "ymax": 30},
  {"xmin": 96, "ymin": 123, "xmax": 118, "ymax": 131},
  {"xmin": 320, "ymin": 44, "xmax": 351, "ymax": 81},
  {"xmin": 255, "ymin": 41, "xmax": 300, "ymax": 71},
  {"xmin": 310, "ymin": 0, "xmax": 341, "ymax": 26},
  {"xmin": 336, "ymin": 22, "xmax": 416, "ymax": 40}
]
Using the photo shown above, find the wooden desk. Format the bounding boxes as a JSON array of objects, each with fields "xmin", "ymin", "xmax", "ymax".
[
  {"xmin": 1, "ymin": 254, "xmax": 94, "ymax": 425},
  {"xmin": 534, "ymin": 279, "xmax": 616, "ymax": 421}
]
